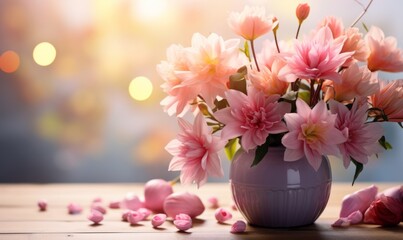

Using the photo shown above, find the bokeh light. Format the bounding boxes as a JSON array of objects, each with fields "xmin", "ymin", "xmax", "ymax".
[
  {"xmin": 0, "ymin": 50, "xmax": 20, "ymax": 73},
  {"xmin": 33, "ymin": 42, "xmax": 57, "ymax": 66},
  {"xmin": 133, "ymin": 0, "xmax": 168, "ymax": 21},
  {"xmin": 129, "ymin": 76, "xmax": 153, "ymax": 101}
]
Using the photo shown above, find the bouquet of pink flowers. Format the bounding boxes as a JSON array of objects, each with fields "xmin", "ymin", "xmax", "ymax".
[{"xmin": 157, "ymin": 2, "xmax": 403, "ymax": 187}]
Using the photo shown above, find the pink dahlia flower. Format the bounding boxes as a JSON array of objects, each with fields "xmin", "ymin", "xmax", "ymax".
[
  {"xmin": 370, "ymin": 79, "xmax": 403, "ymax": 122},
  {"xmin": 249, "ymin": 60, "xmax": 289, "ymax": 96},
  {"xmin": 228, "ymin": 6, "xmax": 277, "ymax": 41},
  {"xmin": 329, "ymin": 100, "xmax": 383, "ymax": 168},
  {"xmin": 280, "ymin": 27, "xmax": 353, "ymax": 83},
  {"xmin": 318, "ymin": 16, "xmax": 344, "ymax": 39},
  {"xmin": 165, "ymin": 114, "xmax": 226, "ymax": 187},
  {"xmin": 282, "ymin": 99, "xmax": 346, "ymax": 171},
  {"xmin": 215, "ymin": 87, "xmax": 290, "ymax": 151},
  {"xmin": 366, "ymin": 26, "xmax": 403, "ymax": 72}
]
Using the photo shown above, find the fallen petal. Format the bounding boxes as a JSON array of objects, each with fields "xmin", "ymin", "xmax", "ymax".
[
  {"xmin": 91, "ymin": 203, "xmax": 106, "ymax": 214},
  {"xmin": 137, "ymin": 208, "xmax": 152, "ymax": 220},
  {"xmin": 127, "ymin": 210, "xmax": 143, "ymax": 225},
  {"xmin": 175, "ymin": 213, "xmax": 192, "ymax": 221},
  {"xmin": 173, "ymin": 219, "xmax": 192, "ymax": 231},
  {"xmin": 88, "ymin": 210, "xmax": 103, "ymax": 224},
  {"xmin": 340, "ymin": 185, "xmax": 378, "ymax": 217},
  {"xmin": 151, "ymin": 213, "xmax": 167, "ymax": 227},
  {"xmin": 67, "ymin": 203, "xmax": 83, "ymax": 214},
  {"xmin": 230, "ymin": 220, "xmax": 246, "ymax": 233},
  {"xmin": 37, "ymin": 199, "xmax": 47, "ymax": 211},
  {"xmin": 215, "ymin": 208, "xmax": 233, "ymax": 223},
  {"xmin": 108, "ymin": 200, "xmax": 120, "ymax": 209}
]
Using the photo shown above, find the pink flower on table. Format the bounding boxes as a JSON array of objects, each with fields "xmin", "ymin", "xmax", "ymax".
[
  {"xmin": 144, "ymin": 179, "xmax": 173, "ymax": 213},
  {"xmin": 163, "ymin": 192, "xmax": 205, "ymax": 218},
  {"xmin": 214, "ymin": 208, "xmax": 233, "ymax": 223},
  {"xmin": 248, "ymin": 60, "xmax": 289, "ymax": 96},
  {"xmin": 176, "ymin": 33, "xmax": 242, "ymax": 107},
  {"xmin": 230, "ymin": 220, "xmax": 247, "ymax": 233},
  {"xmin": 68, "ymin": 203, "xmax": 83, "ymax": 214},
  {"xmin": 282, "ymin": 99, "xmax": 346, "ymax": 171},
  {"xmin": 370, "ymin": 79, "xmax": 403, "ymax": 122},
  {"xmin": 228, "ymin": 6, "xmax": 277, "ymax": 41},
  {"xmin": 329, "ymin": 100, "xmax": 383, "ymax": 168},
  {"xmin": 366, "ymin": 26, "xmax": 403, "ymax": 72},
  {"xmin": 215, "ymin": 88, "xmax": 290, "ymax": 152},
  {"xmin": 151, "ymin": 213, "xmax": 167, "ymax": 228},
  {"xmin": 165, "ymin": 113, "xmax": 226, "ymax": 187},
  {"xmin": 37, "ymin": 199, "xmax": 47, "ymax": 211},
  {"xmin": 121, "ymin": 192, "xmax": 144, "ymax": 211},
  {"xmin": 279, "ymin": 27, "xmax": 353, "ymax": 83},
  {"xmin": 127, "ymin": 210, "xmax": 143, "ymax": 225},
  {"xmin": 87, "ymin": 210, "xmax": 103, "ymax": 224},
  {"xmin": 339, "ymin": 185, "xmax": 378, "ymax": 218},
  {"xmin": 364, "ymin": 195, "xmax": 403, "ymax": 226},
  {"xmin": 324, "ymin": 63, "xmax": 379, "ymax": 102},
  {"xmin": 173, "ymin": 219, "xmax": 192, "ymax": 231},
  {"xmin": 332, "ymin": 210, "xmax": 363, "ymax": 227}
]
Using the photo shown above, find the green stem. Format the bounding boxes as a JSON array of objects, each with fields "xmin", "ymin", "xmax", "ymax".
[
  {"xmin": 295, "ymin": 22, "xmax": 302, "ymax": 39},
  {"xmin": 273, "ymin": 30, "xmax": 280, "ymax": 53},
  {"xmin": 250, "ymin": 40, "xmax": 260, "ymax": 72}
]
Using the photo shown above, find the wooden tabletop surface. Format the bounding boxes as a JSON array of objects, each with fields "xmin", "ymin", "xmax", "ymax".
[{"xmin": 0, "ymin": 183, "xmax": 402, "ymax": 240}]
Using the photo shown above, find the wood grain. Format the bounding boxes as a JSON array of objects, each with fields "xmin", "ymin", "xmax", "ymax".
[{"xmin": 0, "ymin": 183, "xmax": 402, "ymax": 240}]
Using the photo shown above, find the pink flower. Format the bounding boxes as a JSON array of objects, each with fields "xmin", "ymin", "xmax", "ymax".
[
  {"xmin": 166, "ymin": 113, "xmax": 226, "ymax": 187},
  {"xmin": 121, "ymin": 209, "xmax": 133, "ymax": 222},
  {"xmin": 144, "ymin": 179, "xmax": 173, "ymax": 213},
  {"xmin": 87, "ymin": 210, "xmax": 103, "ymax": 224},
  {"xmin": 364, "ymin": 195, "xmax": 403, "ymax": 226},
  {"xmin": 370, "ymin": 79, "xmax": 403, "ymax": 122},
  {"xmin": 137, "ymin": 208, "xmax": 152, "ymax": 220},
  {"xmin": 120, "ymin": 193, "xmax": 144, "ymax": 211},
  {"xmin": 329, "ymin": 100, "xmax": 383, "ymax": 168},
  {"xmin": 282, "ymin": 99, "xmax": 346, "ymax": 171},
  {"xmin": 215, "ymin": 88, "xmax": 290, "ymax": 151},
  {"xmin": 341, "ymin": 27, "xmax": 369, "ymax": 66},
  {"xmin": 151, "ymin": 213, "xmax": 167, "ymax": 228},
  {"xmin": 175, "ymin": 213, "xmax": 192, "ymax": 221},
  {"xmin": 280, "ymin": 27, "xmax": 353, "ymax": 83},
  {"xmin": 318, "ymin": 16, "xmax": 344, "ymax": 38},
  {"xmin": 214, "ymin": 208, "xmax": 233, "ymax": 223},
  {"xmin": 377, "ymin": 186, "xmax": 403, "ymax": 201},
  {"xmin": 339, "ymin": 185, "xmax": 378, "ymax": 218},
  {"xmin": 178, "ymin": 33, "xmax": 242, "ymax": 107},
  {"xmin": 230, "ymin": 220, "xmax": 247, "ymax": 233},
  {"xmin": 332, "ymin": 210, "xmax": 363, "ymax": 227},
  {"xmin": 296, "ymin": 3, "xmax": 310, "ymax": 23},
  {"xmin": 127, "ymin": 210, "xmax": 143, "ymax": 225},
  {"xmin": 207, "ymin": 196, "xmax": 219, "ymax": 209},
  {"xmin": 324, "ymin": 64, "xmax": 379, "ymax": 102},
  {"xmin": 228, "ymin": 6, "xmax": 277, "ymax": 40},
  {"xmin": 163, "ymin": 192, "xmax": 205, "ymax": 218},
  {"xmin": 67, "ymin": 203, "xmax": 83, "ymax": 214},
  {"xmin": 158, "ymin": 44, "xmax": 198, "ymax": 116},
  {"xmin": 173, "ymin": 219, "xmax": 192, "ymax": 231},
  {"xmin": 366, "ymin": 26, "xmax": 403, "ymax": 72},
  {"xmin": 37, "ymin": 199, "xmax": 47, "ymax": 211},
  {"xmin": 248, "ymin": 61, "xmax": 289, "ymax": 96}
]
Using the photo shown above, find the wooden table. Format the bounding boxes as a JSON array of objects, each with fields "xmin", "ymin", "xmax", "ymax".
[{"xmin": 0, "ymin": 183, "xmax": 402, "ymax": 239}]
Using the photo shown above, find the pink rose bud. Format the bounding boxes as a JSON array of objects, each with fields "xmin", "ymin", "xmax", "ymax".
[
  {"xmin": 215, "ymin": 208, "xmax": 233, "ymax": 223},
  {"xmin": 127, "ymin": 210, "xmax": 143, "ymax": 225},
  {"xmin": 340, "ymin": 185, "xmax": 378, "ymax": 218},
  {"xmin": 67, "ymin": 203, "xmax": 83, "ymax": 214},
  {"xmin": 163, "ymin": 192, "xmax": 205, "ymax": 218},
  {"xmin": 230, "ymin": 220, "xmax": 246, "ymax": 233},
  {"xmin": 175, "ymin": 213, "xmax": 192, "ymax": 221},
  {"xmin": 144, "ymin": 179, "xmax": 173, "ymax": 213},
  {"xmin": 88, "ymin": 210, "xmax": 103, "ymax": 224},
  {"xmin": 208, "ymin": 197, "xmax": 219, "ymax": 209},
  {"xmin": 121, "ymin": 209, "xmax": 133, "ymax": 221},
  {"xmin": 37, "ymin": 199, "xmax": 47, "ymax": 211},
  {"xmin": 173, "ymin": 219, "xmax": 192, "ymax": 231},
  {"xmin": 91, "ymin": 202, "xmax": 106, "ymax": 214},
  {"xmin": 151, "ymin": 213, "xmax": 167, "ymax": 228},
  {"xmin": 138, "ymin": 208, "xmax": 152, "ymax": 220},
  {"xmin": 296, "ymin": 3, "xmax": 310, "ymax": 23},
  {"xmin": 121, "ymin": 192, "xmax": 144, "ymax": 211}
]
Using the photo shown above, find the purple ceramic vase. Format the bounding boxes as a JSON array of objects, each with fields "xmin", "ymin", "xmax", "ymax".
[{"xmin": 230, "ymin": 146, "xmax": 332, "ymax": 228}]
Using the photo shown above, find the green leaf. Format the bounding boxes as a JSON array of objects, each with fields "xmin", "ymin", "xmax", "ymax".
[
  {"xmin": 379, "ymin": 136, "xmax": 393, "ymax": 150},
  {"xmin": 213, "ymin": 98, "xmax": 229, "ymax": 111},
  {"xmin": 362, "ymin": 22, "xmax": 369, "ymax": 32},
  {"xmin": 251, "ymin": 138, "xmax": 270, "ymax": 167},
  {"xmin": 224, "ymin": 138, "xmax": 239, "ymax": 161},
  {"xmin": 351, "ymin": 158, "xmax": 363, "ymax": 186},
  {"xmin": 243, "ymin": 41, "xmax": 251, "ymax": 61}
]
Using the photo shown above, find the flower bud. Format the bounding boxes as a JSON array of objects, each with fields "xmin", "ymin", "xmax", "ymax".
[
  {"xmin": 173, "ymin": 219, "xmax": 192, "ymax": 231},
  {"xmin": 137, "ymin": 207, "xmax": 152, "ymax": 220},
  {"xmin": 121, "ymin": 209, "xmax": 133, "ymax": 221},
  {"xmin": 108, "ymin": 200, "xmax": 120, "ymax": 209},
  {"xmin": 214, "ymin": 208, "xmax": 233, "ymax": 223},
  {"xmin": 91, "ymin": 202, "xmax": 106, "ymax": 214},
  {"xmin": 37, "ymin": 199, "xmax": 47, "ymax": 211},
  {"xmin": 127, "ymin": 210, "xmax": 143, "ymax": 225},
  {"xmin": 67, "ymin": 203, "xmax": 82, "ymax": 214},
  {"xmin": 340, "ymin": 185, "xmax": 378, "ymax": 218},
  {"xmin": 230, "ymin": 220, "xmax": 246, "ymax": 233},
  {"xmin": 163, "ymin": 192, "xmax": 205, "ymax": 218},
  {"xmin": 296, "ymin": 3, "xmax": 310, "ymax": 23},
  {"xmin": 88, "ymin": 210, "xmax": 103, "ymax": 224},
  {"xmin": 144, "ymin": 179, "xmax": 173, "ymax": 213},
  {"xmin": 175, "ymin": 213, "xmax": 191, "ymax": 221},
  {"xmin": 151, "ymin": 213, "xmax": 167, "ymax": 227},
  {"xmin": 207, "ymin": 196, "xmax": 219, "ymax": 209}
]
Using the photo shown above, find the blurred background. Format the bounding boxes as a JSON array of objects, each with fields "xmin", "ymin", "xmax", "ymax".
[{"xmin": 0, "ymin": 0, "xmax": 402, "ymax": 183}]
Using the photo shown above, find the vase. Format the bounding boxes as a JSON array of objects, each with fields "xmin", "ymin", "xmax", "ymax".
[{"xmin": 230, "ymin": 146, "xmax": 332, "ymax": 228}]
